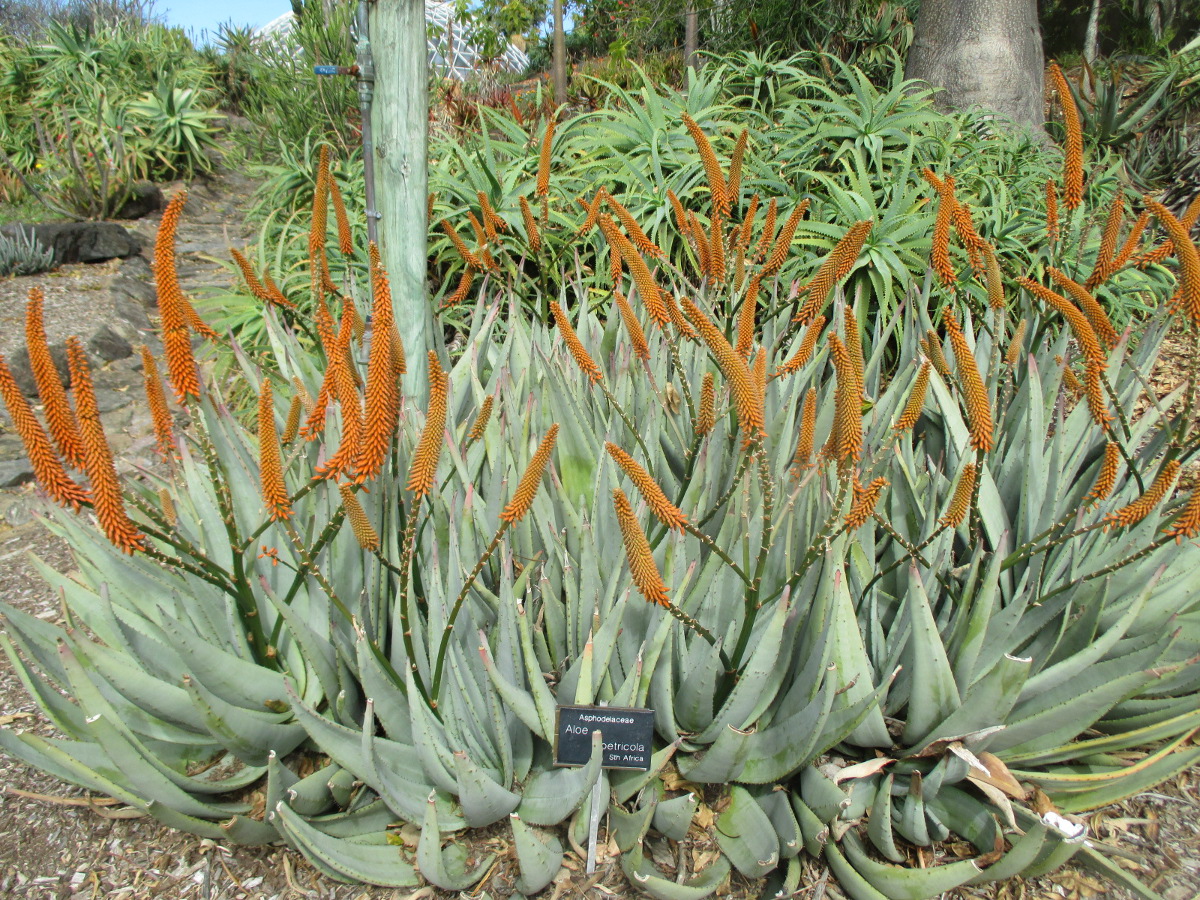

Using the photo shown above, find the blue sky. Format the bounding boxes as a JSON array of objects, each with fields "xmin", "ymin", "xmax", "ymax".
[{"xmin": 159, "ymin": 0, "xmax": 289, "ymax": 41}]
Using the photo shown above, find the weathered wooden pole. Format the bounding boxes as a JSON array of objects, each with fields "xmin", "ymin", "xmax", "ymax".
[
  {"xmin": 552, "ymin": 0, "xmax": 566, "ymax": 106},
  {"xmin": 369, "ymin": 0, "xmax": 432, "ymax": 398}
]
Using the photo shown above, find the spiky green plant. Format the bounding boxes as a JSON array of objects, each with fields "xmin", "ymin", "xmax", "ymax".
[{"xmin": 1, "ymin": 125, "xmax": 1198, "ymax": 899}]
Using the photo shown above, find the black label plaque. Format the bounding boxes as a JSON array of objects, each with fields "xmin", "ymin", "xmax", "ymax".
[{"xmin": 554, "ymin": 705, "xmax": 655, "ymax": 770}]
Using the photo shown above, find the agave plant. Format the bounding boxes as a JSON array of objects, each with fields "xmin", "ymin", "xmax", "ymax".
[{"xmin": 1, "ymin": 115, "xmax": 1198, "ymax": 900}]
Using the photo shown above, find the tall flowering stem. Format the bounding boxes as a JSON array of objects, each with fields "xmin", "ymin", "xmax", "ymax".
[
  {"xmin": 406, "ymin": 352, "xmax": 449, "ymax": 498},
  {"xmin": 155, "ymin": 191, "xmax": 201, "ymax": 402},
  {"xmin": 1049, "ymin": 62, "xmax": 1084, "ymax": 210},
  {"xmin": 945, "ymin": 315, "xmax": 994, "ymax": 453},
  {"xmin": 142, "ymin": 346, "xmax": 175, "ymax": 461},
  {"xmin": 66, "ymin": 338, "xmax": 143, "ymax": 553},
  {"xmin": 259, "ymin": 380, "xmax": 292, "ymax": 522},
  {"xmin": 357, "ymin": 252, "xmax": 401, "ymax": 482},
  {"xmin": 25, "ymin": 288, "xmax": 84, "ymax": 469}
]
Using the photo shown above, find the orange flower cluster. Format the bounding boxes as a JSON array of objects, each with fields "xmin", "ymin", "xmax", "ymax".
[
  {"xmin": 67, "ymin": 338, "xmax": 142, "ymax": 553},
  {"xmin": 141, "ymin": 345, "xmax": 175, "ymax": 461},
  {"xmin": 773, "ymin": 316, "xmax": 826, "ymax": 378},
  {"xmin": 666, "ymin": 189, "xmax": 689, "ymax": 240},
  {"xmin": 755, "ymin": 198, "xmax": 778, "ymax": 263},
  {"xmin": 708, "ymin": 208, "xmax": 727, "ymax": 282},
  {"xmin": 828, "ymin": 333, "xmax": 863, "ymax": 463},
  {"xmin": 761, "ymin": 201, "xmax": 809, "ymax": 280},
  {"xmin": 940, "ymin": 463, "xmax": 977, "ymax": 529},
  {"xmin": 613, "ymin": 291, "xmax": 650, "ymax": 362},
  {"xmin": 607, "ymin": 442, "xmax": 686, "ymax": 531},
  {"xmin": 845, "ymin": 477, "xmax": 888, "ymax": 530},
  {"xmin": 281, "ymin": 393, "xmax": 302, "ymax": 444},
  {"xmin": 729, "ymin": 129, "xmax": 748, "ymax": 202},
  {"xmin": 536, "ymin": 117, "xmax": 555, "ymax": 198},
  {"xmin": 468, "ymin": 396, "xmax": 494, "ymax": 443},
  {"xmin": 314, "ymin": 310, "xmax": 362, "ymax": 478},
  {"xmin": 696, "ymin": 373, "xmax": 716, "ymax": 436},
  {"xmin": 893, "ymin": 361, "xmax": 931, "ymax": 432},
  {"xmin": 1145, "ymin": 198, "xmax": 1200, "ymax": 329},
  {"xmin": 500, "ymin": 424, "xmax": 559, "ymax": 523},
  {"xmin": 579, "ymin": 188, "xmax": 607, "ymax": 236},
  {"xmin": 924, "ymin": 169, "xmax": 957, "ymax": 285},
  {"xmin": 1136, "ymin": 195, "xmax": 1200, "ymax": 268},
  {"xmin": 1163, "ymin": 489, "xmax": 1200, "ymax": 543},
  {"xmin": 981, "ymin": 243, "xmax": 1005, "ymax": 310},
  {"xmin": 1018, "ymin": 278, "xmax": 1105, "ymax": 368},
  {"xmin": 155, "ymin": 191, "xmax": 203, "ymax": 402},
  {"xmin": 607, "ymin": 222, "xmax": 669, "ymax": 328},
  {"xmin": 1045, "ymin": 180, "xmax": 1059, "ymax": 244},
  {"xmin": 612, "ymin": 487, "xmax": 670, "ymax": 607},
  {"xmin": 339, "ymin": 483, "xmax": 379, "ymax": 552},
  {"xmin": 683, "ymin": 298, "xmax": 764, "ymax": 444},
  {"xmin": 1048, "ymin": 62, "xmax": 1083, "ymax": 210},
  {"xmin": 1105, "ymin": 460, "xmax": 1180, "ymax": 529},
  {"xmin": 520, "ymin": 196, "xmax": 541, "ymax": 252},
  {"xmin": 944, "ymin": 315, "xmax": 994, "ymax": 452},
  {"xmin": 330, "ymin": 175, "xmax": 354, "ymax": 257},
  {"xmin": 608, "ymin": 193, "xmax": 661, "ymax": 259},
  {"xmin": 551, "ymin": 300, "xmax": 603, "ymax": 383},
  {"xmin": 26, "ymin": 289, "xmax": 84, "ymax": 468},
  {"xmin": 664, "ymin": 292, "xmax": 696, "ymax": 342},
  {"xmin": 230, "ymin": 248, "xmax": 295, "ymax": 310},
  {"xmin": 1005, "ymin": 319, "xmax": 1028, "ymax": 367},
  {"xmin": 478, "ymin": 192, "xmax": 507, "ymax": 237},
  {"xmin": 1048, "ymin": 268, "xmax": 1119, "ymax": 349},
  {"xmin": 0, "ymin": 354, "xmax": 88, "ymax": 511},
  {"xmin": 441, "ymin": 219, "xmax": 483, "ymax": 270},
  {"xmin": 1086, "ymin": 442, "xmax": 1121, "ymax": 504},
  {"xmin": 793, "ymin": 387, "xmax": 817, "ymax": 469},
  {"xmin": 1086, "ymin": 194, "xmax": 1126, "ymax": 289},
  {"xmin": 406, "ymin": 352, "xmax": 449, "ymax": 498},
  {"xmin": 921, "ymin": 330, "xmax": 951, "ymax": 379},
  {"xmin": 794, "ymin": 220, "xmax": 872, "ymax": 326},
  {"xmin": 258, "ymin": 380, "xmax": 292, "ymax": 521},
  {"xmin": 357, "ymin": 255, "xmax": 401, "ymax": 482},
  {"xmin": 443, "ymin": 270, "xmax": 475, "ymax": 309},
  {"xmin": 682, "ymin": 113, "xmax": 729, "ymax": 218},
  {"xmin": 735, "ymin": 278, "xmax": 758, "ymax": 358}
]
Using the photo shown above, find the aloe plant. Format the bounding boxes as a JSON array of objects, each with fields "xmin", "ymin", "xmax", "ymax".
[{"xmin": 1, "ymin": 115, "xmax": 1198, "ymax": 899}]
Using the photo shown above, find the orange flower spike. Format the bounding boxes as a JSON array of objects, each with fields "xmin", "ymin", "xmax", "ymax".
[
  {"xmin": 923, "ymin": 330, "xmax": 952, "ymax": 379},
  {"xmin": 666, "ymin": 189, "xmax": 690, "ymax": 239},
  {"xmin": 1105, "ymin": 460, "xmax": 1180, "ymax": 529},
  {"xmin": 735, "ymin": 274, "xmax": 760, "ymax": 358},
  {"xmin": 925, "ymin": 169, "xmax": 957, "ymax": 285},
  {"xmin": 390, "ymin": 322, "xmax": 407, "ymax": 377},
  {"xmin": 828, "ymin": 333, "xmax": 863, "ymax": 462},
  {"xmin": 501, "ymin": 424, "xmax": 559, "ymax": 523},
  {"xmin": 1163, "ymin": 489, "xmax": 1200, "ymax": 543},
  {"xmin": 709, "ymin": 208, "xmax": 726, "ymax": 282},
  {"xmin": 1085, "ymin": 192, "xmax": 1125, "ymax": 289},
  {"xmin": 612, "ymin": 487, "xmax": 670, "ymax": 607},
  {"xmin": 338, "ymin": 483, "xmax": 379, "ymax": 552},
  {"xmin": 682, "ymin": 298, "xmax": 764, "ymax": 443},
  {"xmin": 141, "ymin": 346, "xmax": 175, "ymax": 461},
  {"xmin": 761, "ymin": 200, "xmax": 809, "ymax": 279},
  {"xmin": 844, "ymin": 305, "xmax": 865, "ymax": 396},
  {"xmin": 793, "ymin": 387, "xmax": 817, "ymax": 469},
  {"xmin": 614, "ymin": 230, "xmax": 669, "ymax": 328},
  {"xmin": 1048, "ymin": 268, "xmax": 1119, "ymax": 348},
  {"xmin": 0, "ymin": 354, "xmax": 88, "ymax": 511},
  {"xmin": 728, "ymin": 128, "xmax": 748, "ymax": 202},
  {"xmin": 688, "ymin": 211, "xmax": 711, "ymax": 278},
  {"xmin": 467, "ymin": 396, "xmax": 494, "ymax": 443},
  {"xmin": 944, "ymin": 315, "xmax": 994, "ymax": 452},
  {"xmin": 281, "ymin": 392, "xmax": 302, "ymax": 444},
  {"xmin": 1145, "ymin": 197, "xmax": 1200, "ymax": 328},
  {"xmin": 940, "ymin": 463, "xmax": 977, "ymax": 529},
  {"xmin": 520, "ymin": 196, "xmax": 542, "ymax": 252},
  {"xmin": 230, "ymin": 248, "xmax": 272, "ymax": 303},
  {"xmin": 440, "ymin": 220, "xmax": 483, "ymax": 270},
  {"xmin": 696, "ymin": 372, "xmax": 716, "ymax": 436},
  {"xmin": 155, "ymin": 191, "xmax": 201, "ymax": 402},
  {"xmin": 845, "ymin": 477, "xmax": 889, "ymax": 530},
  {"xmin": 681, "ymin": 112, "xmax": 729, "ymax": 218},
  {"xmin": 261, "ymin": 272, "xmax": 295, "ymax": 310},
  {"xmin": 894, "ymin": 361, "xmax": 931, "ymax": 432},
  {"xmin": 1087, "ymin": 442, "xmax": 1121, "ymax": 504},
  {"xmin": 466, "ymin": 211, "xmax": 487, "ymax": 248},
  {"xmin": 310, "ymin": 145, "xmax": 332, "ymax": 301},
  {"xmin": 66, "ymin": 338, "xmax": 142, "ymax": 553},
  {"xmin": 1084, "ymin": 359, "xmax": 1112, "ymax": 427},
  {"xmin": 1049, "ymin": 62, "xmax": 1084, "ymax": 210},
  {"xmin": 443, "ymin": 270, "xmax": 475, "ymax": 309},
  {"xmin": 406, "ymin": 352, "xmax": 449, "ymax": 498},
  {"xmin": 258, "ymin": 380, "xmax": 292, "ymax": 521},
  {"xmin": 773, "ymin": 315, "xmax": 826, "ymax": 378},
  {"xmin": 1018, "ymin": 277, "xmax": 1106, "ymax": 368},
  {"xmin": 1112, "ymin": 211, "xmax": 1149, "ymax": 270},
  {"xmin": 754, "ymin": 198, "xmax": 778, "ymax": 262},
  {"xmin": 952, "ymin": 202, "xmax": 988, "ymax": 258},
  {"xmin": 753, "ymin": 347, "xmax": 766, "ymax": 406},
  {"xmin": 608, "ymin": 193, "xmax": 662, "ymax": 259},
  {"xmin": 1045, "ymin": 180, "xmax": 1060, "ymax": 244},
  {"xmin": 181, "ymin": 295, "xmax": 218, "ymax": 342},
  {"xmin": 738, "ymin": 194, "xmax": 760, "ymax": 251},
  {"xmin": 25, "ymin": 289, "xmax": 84, "ymax": 468},
  {"xmin": 607, "ymin": 442, "xmax": 687, "ymax": 530},
  {"xmin": 982, "ymin": 242, "xmax": 1005, "ymax": 310},
  {"xmin": 357, "ymin": 261, "xmax": 400, "ymax": 482},
  {"xmin": 1137, "ymin": 194, "xmax": 1200, "ymax": 267},
  {"xmin": 550, "ymin": 300, "xmax": 603, "ymax": 383},
  {"xmin": 478, "ymin": 191, "xmax": 507, "ymax": 234},
  {"xmin": 664, "ymin": 291, "xmax": 697, "ymax": 341},
  {"xmin": 613, "ymin": 291, "xmax": 650, "ymax": 362},
  {"xmin": 330, "ymin": 175, "xmax": 354, "ymax": 257},
  {"xmin": 579, "ymin": 187, "xmax": 606, "ymax": 236},
  {"xmin": 1005, "ymin": 319, "xmax": 1028, "ymax": 367},
  {"xmin": 795, "ymin": 220, "xmax": 871, "ymax": 325},
  {"xmin": 536, "ymin": 116, "xmax": 555, "ymax": 198}
]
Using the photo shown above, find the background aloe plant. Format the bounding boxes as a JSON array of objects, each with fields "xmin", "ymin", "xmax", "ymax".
[{"xmin": 1, "ymin": 107, "xmax": 1199, "ymax": 899}]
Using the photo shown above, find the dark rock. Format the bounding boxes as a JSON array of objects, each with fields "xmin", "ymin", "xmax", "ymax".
[
  {"xmin": 0, "ymin": 435, "xmax": 33, "ymax": 488},
  {"xmin": 114, "ymin": 182, "xmax": 163, "ymax": 220},
  {"xmin": 93, "ymin": 387, "xmax": 132, "ymax": 413},
  {"xmin": 88, "ymin": 324, "xmax": 133, "ymax": 362},
  {"xmin": 113, "ymin": 292, "xmax": 152, "ymax": 331},
  {"xmin": 7, "ymin": 345, "xmax": 71, "ymax": 397},
  {"xmin": 113, "ymin": 255, "xmax": 158, "ymax": 308},
  {"xmin": 0, "ymin": 222, "xmax": 142, "ymax": 266}
]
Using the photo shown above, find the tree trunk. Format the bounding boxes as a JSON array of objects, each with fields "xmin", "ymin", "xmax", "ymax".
[
  {"xmin": 685, "ymin": 0, "xmax": 698, "ymax": 70},
  {"xmin": 552, "ymin": 0, "xmax": 567, "ymax": 107},
  {"xmin": 1084, "ymin": 0, "xmax": 1102, "ymax": 64},
  {"xmin": 905, "ymin": 0, "xmax": 1045, "ymax": 133},
  {"xmin": 369, "ymin": 0, "xmax": 432, "ymax": 397}
]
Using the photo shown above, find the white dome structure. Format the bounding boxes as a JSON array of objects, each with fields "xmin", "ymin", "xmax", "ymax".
[{"xmin": 256, "ymin": 4, "xmax": 529, "ymax": 80}]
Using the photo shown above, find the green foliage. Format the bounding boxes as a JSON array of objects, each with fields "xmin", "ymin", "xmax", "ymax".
[
  {"xmin": 1, "ymin": 104, "xmax": 1199, "ymax": 896},
  {"xmin": 0, "ymin": 225, "xmax": 55, "ymax": 275}
]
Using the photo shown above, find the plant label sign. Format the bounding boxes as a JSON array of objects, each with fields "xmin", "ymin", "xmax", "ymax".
[{"xmin": 554, "ymin": 705, "xmax": 655, "ymax": 770}]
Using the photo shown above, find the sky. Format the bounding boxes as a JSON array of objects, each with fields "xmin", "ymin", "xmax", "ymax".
[{"xmin": 159, "ymin": 0, "xmax": 288, "ymax": 42}]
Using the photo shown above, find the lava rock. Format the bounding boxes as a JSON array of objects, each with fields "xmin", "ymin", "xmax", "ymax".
[
  {"xmin": 7, "ymin": 344, "xmax": 71, "ymax": 397},
  {"xmin": 88, "ymin": 324, "xmax": 133, "ymax": 362},
  {"xmin": 114, "ymin": 183, "xmax": 164, "ymax": 220},
  {"xmin": 1, "ymin": 222, "xmax": 142, "ymax": 266},
  {"xmin": 112, "ymin": 255, "xmax": 158, "ymax": 308}
]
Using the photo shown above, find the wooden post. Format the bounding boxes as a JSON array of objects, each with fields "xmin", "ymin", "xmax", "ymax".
[
  {"xmin": 369, "ymin": 0, "xmax": 432, "ymax": 398},
  {"xmin": 552, "ymin": 0, "xmax": 566, "ymax": 107}
]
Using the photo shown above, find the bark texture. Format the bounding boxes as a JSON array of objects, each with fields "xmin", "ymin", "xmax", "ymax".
[
  {"xmin": 369, "ymin": 0, "xmax": 433, "ymax": 397},
  {"xmin": 905, "ymin": 0, "xmax": 1045, "ymax": 132}
]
